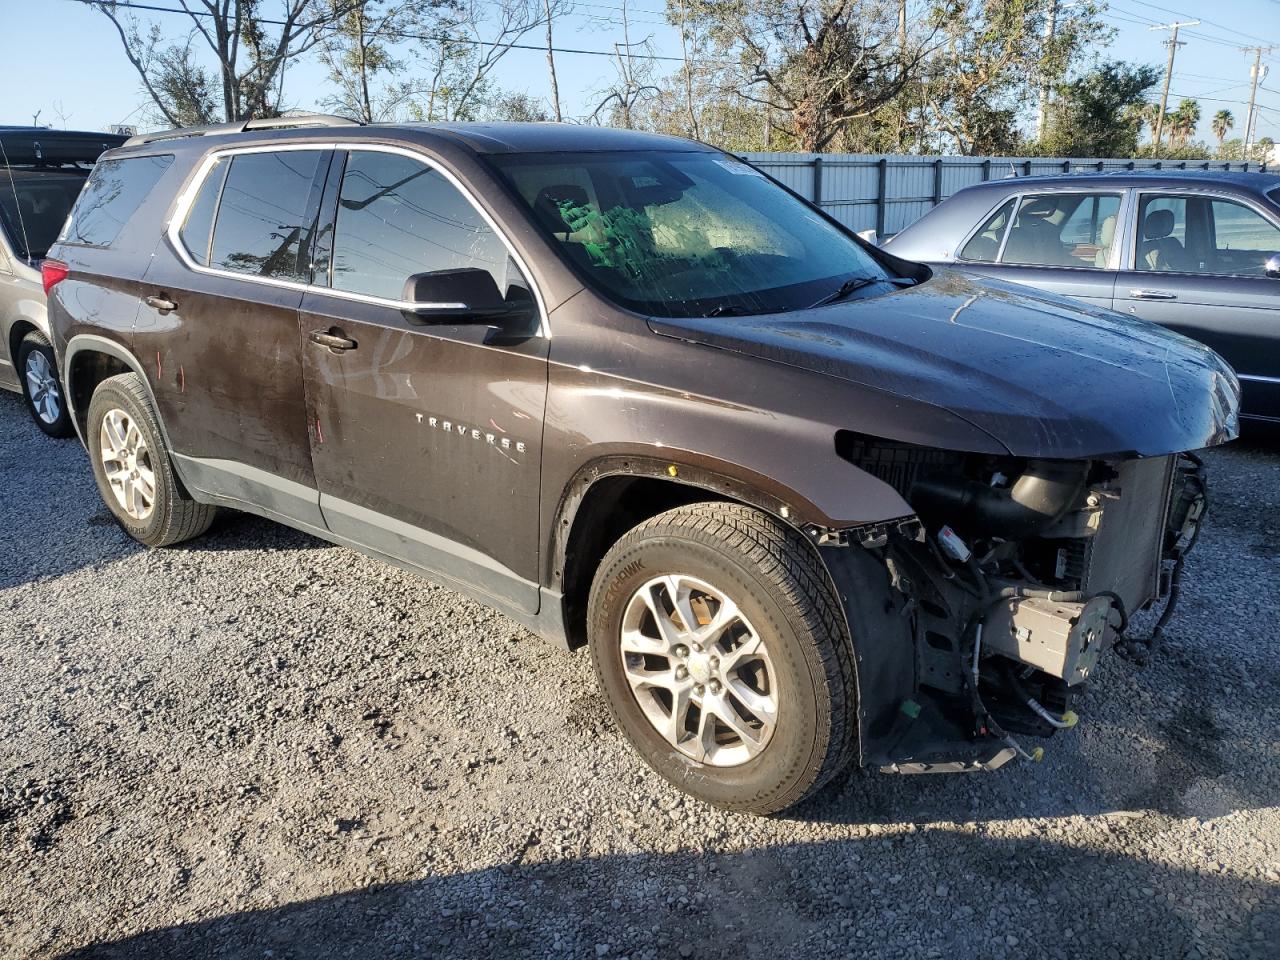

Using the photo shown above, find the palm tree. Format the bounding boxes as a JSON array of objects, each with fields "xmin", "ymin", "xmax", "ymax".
[
  {"xmin": 1212, "ymin": 109, "xmax": 1234, "ymax": 153},
  {"xmin": 1170, "ymin": 99, "xmax": 1201, "ymax": 148}
]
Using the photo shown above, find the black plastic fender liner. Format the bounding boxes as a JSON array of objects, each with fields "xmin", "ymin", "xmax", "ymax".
[{"xmin": 818, "ymin": 544, "xmax": 917, "ymax": 768}]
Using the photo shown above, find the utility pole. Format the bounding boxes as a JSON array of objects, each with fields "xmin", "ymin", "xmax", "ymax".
[
  {"xmin": 1035, "ymin": 0, "xmax": 1059, "ymax": 140},
  {"xmin": 1242, "ymin": 46, "xmax": 1274, "ymax": 161},
  {"xmin": 1150, "ymin": 20, "xmax": 1198, "ymax": 151}
]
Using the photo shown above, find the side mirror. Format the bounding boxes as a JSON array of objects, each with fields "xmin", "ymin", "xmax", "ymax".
[
  {"xmin": 1266, "ymin": 254, "xmax": 1280, "ymax": 279},
  {"xmin": 401, "ymin": 268, "xmax": 533, "ymax": 324}
]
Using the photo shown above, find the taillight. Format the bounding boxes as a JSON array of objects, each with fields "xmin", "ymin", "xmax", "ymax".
[{"xmin": 41, "ymin": 259, "xmax": 69, "ymax": 296}]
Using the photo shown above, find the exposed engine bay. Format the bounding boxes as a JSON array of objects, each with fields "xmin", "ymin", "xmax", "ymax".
[{"xmin": 821, "ymin": 433, "xmax": 1208, "ymax": 774}]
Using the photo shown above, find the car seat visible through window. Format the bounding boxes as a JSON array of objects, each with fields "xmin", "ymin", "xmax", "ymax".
[{"xmin": 1139, "ymin": 208, "xmax": 1188, "ymax": 272}]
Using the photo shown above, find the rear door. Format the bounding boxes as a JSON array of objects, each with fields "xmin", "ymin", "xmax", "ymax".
[
  {"xmin": 298, "ymin": 147, "xmax": 549, "ymax": 614},
  {"xmin": 1115, "ymin": 190, "xmax": 1280, "ymax": 419},
  {"xmin": 953, "ymin": 189, "xmax": 1126, "ymax": 309},
  {"xmin": 134, "ymin": 146, "xmax": 330, "ymax": 524}
]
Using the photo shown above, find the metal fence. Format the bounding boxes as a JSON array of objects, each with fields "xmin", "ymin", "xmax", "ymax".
[{"xmin": 740, "ymin": 152, "xmax": 1272, "ymax": 237}]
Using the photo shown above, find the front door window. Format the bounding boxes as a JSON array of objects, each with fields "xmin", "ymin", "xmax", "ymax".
[{"xmin": 1136, "ymin": 193, "xmax": 1280, "ymax": 277}]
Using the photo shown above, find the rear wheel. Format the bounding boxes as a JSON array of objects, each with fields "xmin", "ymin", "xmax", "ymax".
[
  {"xmin": 587, "ymin": 502, "xmax": 857, "ymax": 814},
  {"xmin": 17, "ymin": 332, "xmax": 73, "ymax": 438},
  {"xmin": 86, "ymin": 373, "xmax": 216, "ymax": 547}
]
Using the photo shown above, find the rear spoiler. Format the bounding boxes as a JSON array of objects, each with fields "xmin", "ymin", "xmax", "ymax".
[{"xmin": 0, "ymin": 129, "xmax": 127, "ymax": 165}]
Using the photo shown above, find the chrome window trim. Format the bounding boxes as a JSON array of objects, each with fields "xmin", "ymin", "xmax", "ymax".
[
  {"xmin": 164, "ymin": 141, "xmax": 551, "ymax": 337},
  {"xmin": 1126, "ymin": 186, "xmax": 1280, "ymax": 277}
]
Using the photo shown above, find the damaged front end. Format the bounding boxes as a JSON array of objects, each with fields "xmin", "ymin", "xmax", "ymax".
[{"xmin": 819, "ymin": 434, "xmax": 1208, "ymax": 774}]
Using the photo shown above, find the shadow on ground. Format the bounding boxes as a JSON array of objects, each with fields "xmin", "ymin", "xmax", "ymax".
[{"xmin": 57, "ymin": 834, "xmax": 1279, "ymax": 960}]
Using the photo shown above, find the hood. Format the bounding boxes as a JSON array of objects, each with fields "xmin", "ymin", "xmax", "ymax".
[{"xmin": 649, "ymin": 270, "xmax": 1239, "ymax": 459}]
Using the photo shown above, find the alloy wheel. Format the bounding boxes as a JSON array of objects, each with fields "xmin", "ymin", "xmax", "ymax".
[
  {"xmin": 99, "ymin": 408, "xmax": 156, "ymax": 520},
  {"xmin": 24, "ymin": 350, "xmax": 61, "ymax": 425},
  {"xmin": 619, "ymin": 573, "xmax": 778, "ymax": 766}
]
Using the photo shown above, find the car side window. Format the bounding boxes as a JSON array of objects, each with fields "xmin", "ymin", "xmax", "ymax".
[
  {"xmin": 1207, "ymin": 198, "xmax": 1280, "ymax": 277},
  {"xmin": 208, "ymin": 150, "xmax": 325, "ymax": 281},
  {"xmin": 1001, "ymin": 192, "xmax": 1121, "ymax": 268},
  {"xmin": 328, "ymin": 150, "xmax": 528, "ymax": 304},
  {"xmin": 178, "ymin": 157, "xmax": 228, "ymax": 267},
  {"xmin": 958, "ymin": 198, "xmax": 1014, "ymax": 262},
  {"xmin": 59, "ymin": 154, "xmax": 174, "ymax": 248},
  {"xmin": 1135, "ymin": 195, "xmax": 1191, "ymax": 273},
  {"xmin": 1135, "ymin": 194, "xmax": 1280, "ymax": 276}
]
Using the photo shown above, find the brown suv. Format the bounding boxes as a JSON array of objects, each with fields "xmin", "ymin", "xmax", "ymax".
[{"xmin": 46, "ymin": 116, "xmax": 1238, "ymax": 814}]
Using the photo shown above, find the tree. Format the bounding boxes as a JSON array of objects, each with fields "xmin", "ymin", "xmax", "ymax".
[
  {"xmin": 94, "ymin": 0, "xmax": 365, "ymax": 124},
  {"xmin": 681, "ymin": 0, "xmax": 937, "ymax": 152},
  {"xmin": 317, "ymin": 1, "xmax": 455, "ymax": 123},
  {"xmin": 590, "ymin": 0, "xmax": 661, "ymax": 128},
  {"xmin": 925, "ymin": 0, "xmax": 1108, "ymax": 156},
  {"xmin": 1036, "ymin": 61, "xmax": 1159, "ymax": 157},
  {"xmin": 1168, "ymin": 98, "xmax": 1201, "ymax": 148},
  {"xmin": 1212, "ymin": 109, "xmax": 1234, "ymax": 154}
]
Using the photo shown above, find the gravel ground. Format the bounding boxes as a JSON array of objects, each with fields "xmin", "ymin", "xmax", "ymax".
[{"xmin": 0, "ymin": 388, "xmax": 1277, "ymax": 960}]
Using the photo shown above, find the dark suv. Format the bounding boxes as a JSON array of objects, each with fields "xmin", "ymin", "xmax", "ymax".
[{"xmin": 47, "ymin": 116, "xmax": 1238, "ymax": 814}]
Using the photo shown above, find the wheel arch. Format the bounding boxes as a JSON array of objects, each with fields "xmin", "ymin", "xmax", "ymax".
[
  {"xmin": 550, "ymin": 454, "xmax": 840, "ymax": 651},
  {"xmin": 63, "ymin": 335, "xmax": 166, "ymax": 448},
  {"xmin": 7, "ymin": 319, "xmax": 41, "ymax": 369}
]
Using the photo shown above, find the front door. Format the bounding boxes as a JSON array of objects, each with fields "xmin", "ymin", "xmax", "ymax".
[
  {"xmin": 1116, "ymin": 191, "xmax": 1280, "ymax": 420},
  {"xmin": 299, "ymin": 147, "xmax": 549, "ymax": 614}
]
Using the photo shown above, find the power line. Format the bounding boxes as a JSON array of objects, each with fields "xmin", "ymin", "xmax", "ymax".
[{"xmin": 1112, "ymin": 0, "xmax": 1277, "ymax": 48}]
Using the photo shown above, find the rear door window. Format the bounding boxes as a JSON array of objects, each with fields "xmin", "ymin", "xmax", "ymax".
[
  {"xmin": 1001, "ymin": 192, "xmax": 1121, "ymax": 268},
  {"xmin": 208, "ymin": 150, "xmax": 325, "ymax": 281},
  {"xmin": 60, "ymin": 154, "xmax": 173, "ymax": 249}
]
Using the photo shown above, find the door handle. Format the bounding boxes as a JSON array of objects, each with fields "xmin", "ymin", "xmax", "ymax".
[
  {"xmin": 309, "ymin": 329, "xmax": 357, "ymax": 351},
  {"xmin": 1130, "ymin": 289, "xmax": 1177, "ymax": 301},
  {"xmin": 145, "ymin": 295, "xmax": 177, "ymax": 312}
]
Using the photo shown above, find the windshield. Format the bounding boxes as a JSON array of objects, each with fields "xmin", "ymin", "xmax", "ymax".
[
  {"xmin": 0, "ymin": 168, "xmax": 90, "ymax": 261},
  {"xmin": 488, "ymin": 151, "xmax": 894, "ymax": 317}
]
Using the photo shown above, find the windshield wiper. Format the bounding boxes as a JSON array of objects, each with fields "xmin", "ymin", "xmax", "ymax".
[
  {"xmin": 809, "ymin": 274, "xmax": 915, "ymax": 309},
  {"xmin": 704, "ymin": 304, "xmax": 742, "ymax": 317},
  {"xmin": 809, "ymin": 276, "xmax": 882, "ymax": 308}
]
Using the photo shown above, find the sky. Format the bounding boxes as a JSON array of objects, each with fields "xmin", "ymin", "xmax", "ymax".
[{"xmin": 2, "ymin": 0, "xmax": 1279, "ymax": 148}]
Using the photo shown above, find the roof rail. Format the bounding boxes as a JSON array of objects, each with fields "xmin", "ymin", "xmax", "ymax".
[{"xmin": 123, "ymin": 113, "xmax": 361, "ymax": 148}]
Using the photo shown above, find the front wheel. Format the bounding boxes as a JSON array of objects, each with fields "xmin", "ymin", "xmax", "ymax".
[
  {"xmin": 17, "ymin": 332, "xmax": 73, "ymax": 438},
  {"xmin": 587, "ymin": 502, "xmax": 858, "ymax": 815}
]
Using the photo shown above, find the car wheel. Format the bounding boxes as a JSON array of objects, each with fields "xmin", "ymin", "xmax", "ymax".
[
  {"xmin": 86, "ymin": 373, "xmax": 216, "ymax": 547},
  {"xmin": 17, "ymin": 332, "xmax": 74, "ymax": 438},
  {"xmin": 587, "ymin": 502, "xmax": 857, "ymax": 814}
]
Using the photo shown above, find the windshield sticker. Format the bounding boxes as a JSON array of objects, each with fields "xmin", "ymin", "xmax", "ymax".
[{"xmin": 713, "ymin": 159, "xmax": 764, "ymax": 177}]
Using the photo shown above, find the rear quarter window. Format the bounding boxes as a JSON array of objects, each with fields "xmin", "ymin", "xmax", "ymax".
[{"xmin": 60, "ymin": 154, "xmax": 174, "ymax": 248}]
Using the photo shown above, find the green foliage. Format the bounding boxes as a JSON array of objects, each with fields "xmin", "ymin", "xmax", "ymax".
[{"xmin": 1034, "ymin": 61, "xmax": 1159, "ymax": 157}]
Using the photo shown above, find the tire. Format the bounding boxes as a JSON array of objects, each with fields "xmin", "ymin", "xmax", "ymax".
[
  {"xmin": 86, "ymin": 372, "xmax": 216, "ymax": 547},
  {"xmin": 17, "ymin": 331, "xmax": 74, "ymax": 438},
  {"xmin": 587, "ymin": 502, "xmax": 857, "ymax": 815}
]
